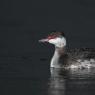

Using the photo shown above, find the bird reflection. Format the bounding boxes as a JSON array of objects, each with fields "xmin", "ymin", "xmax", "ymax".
[
  {"xmin": 48, "ymin": 68, "xmax": 66, "ymax": 95},
  {"xmin": 48, "ymin": 68, "xmax": 95, "ymax": 95}
]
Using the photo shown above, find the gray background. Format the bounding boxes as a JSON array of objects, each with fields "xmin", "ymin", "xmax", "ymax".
[{"xmin": 0, "ymin": 0, "xmax": 95, "ymax": 56}]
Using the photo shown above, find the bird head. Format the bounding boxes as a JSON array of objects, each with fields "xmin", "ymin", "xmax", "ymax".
[{"xmin": 39, "ymin": 32, "xmax": 66, "ymax": 48}]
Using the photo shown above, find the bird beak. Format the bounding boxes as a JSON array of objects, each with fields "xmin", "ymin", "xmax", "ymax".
[{"xmin": 39, "ymin": 38, "xmax": 49, "ymax": 43}]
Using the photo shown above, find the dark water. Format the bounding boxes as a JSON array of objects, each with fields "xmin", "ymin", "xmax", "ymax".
[{"xmin": 0, "ymin": 53, "xmax": 95, "ymax": 95}]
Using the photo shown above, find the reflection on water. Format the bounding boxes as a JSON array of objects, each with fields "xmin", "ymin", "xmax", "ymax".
[
  {"xmin": 48, "ymin": 68, "xmax": 66, "ymax": 95},
  {"xmin": 48, "ymin": 68, "xmax": 95, "ymax": 95},
  {"xmin": 1, "ymin": 55, "xmax": 95, "ymax": 95}
]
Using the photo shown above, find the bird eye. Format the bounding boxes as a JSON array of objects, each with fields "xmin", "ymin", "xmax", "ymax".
[{"xmin": 47, "ymin": 35, "xmax": 57, "ymax": 40}]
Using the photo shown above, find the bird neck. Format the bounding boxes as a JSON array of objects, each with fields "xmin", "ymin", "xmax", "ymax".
[{"xmin": 50, "ymin": 46, "xmax": 66, "ymax": 68}]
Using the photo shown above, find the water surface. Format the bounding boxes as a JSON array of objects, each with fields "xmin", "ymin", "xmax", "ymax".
[{"xmin": 0, "ymin": 53, "xmax": 95, "ymax": 95}]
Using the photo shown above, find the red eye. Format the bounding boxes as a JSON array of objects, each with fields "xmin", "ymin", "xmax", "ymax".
[{"xmin": 47, "ymin": 36, "xmax": 57, "ymax": 40}]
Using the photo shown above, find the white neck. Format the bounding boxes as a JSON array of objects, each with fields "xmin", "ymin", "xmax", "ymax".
[{"xmin": 50, "ymin": 47, "xmax": 65, "ymax": 68}]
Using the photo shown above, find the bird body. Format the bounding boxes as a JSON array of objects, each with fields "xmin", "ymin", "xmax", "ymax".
[{"xmin": 39, "ymin": 32, "xmax": 95, "ymax": 69}]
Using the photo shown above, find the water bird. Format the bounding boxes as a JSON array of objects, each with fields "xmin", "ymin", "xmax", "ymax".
[{"xmin": 39, "ymin": 31, "xmax": 95, "ymax": 69}]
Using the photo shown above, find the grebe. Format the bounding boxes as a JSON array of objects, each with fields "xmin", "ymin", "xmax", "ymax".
[{"xmin": 39, "ymin": 32, "xmax": 95, "ymax": 69}]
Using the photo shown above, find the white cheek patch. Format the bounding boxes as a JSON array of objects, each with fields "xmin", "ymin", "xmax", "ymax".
[
  {"xmin": 49, "ymin": 37, "xmax": 66, "ymax": 48},
  {"xmin": 61, "ymin": 37, "xmax": 66, "ymax": 46},
  {"xmin": 56, "ymin": 37, "xmax": 66, "ymax": 47},
  {"xmin": 56, "ymin": 38, "xmax": 62, "ymax": 47}
]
